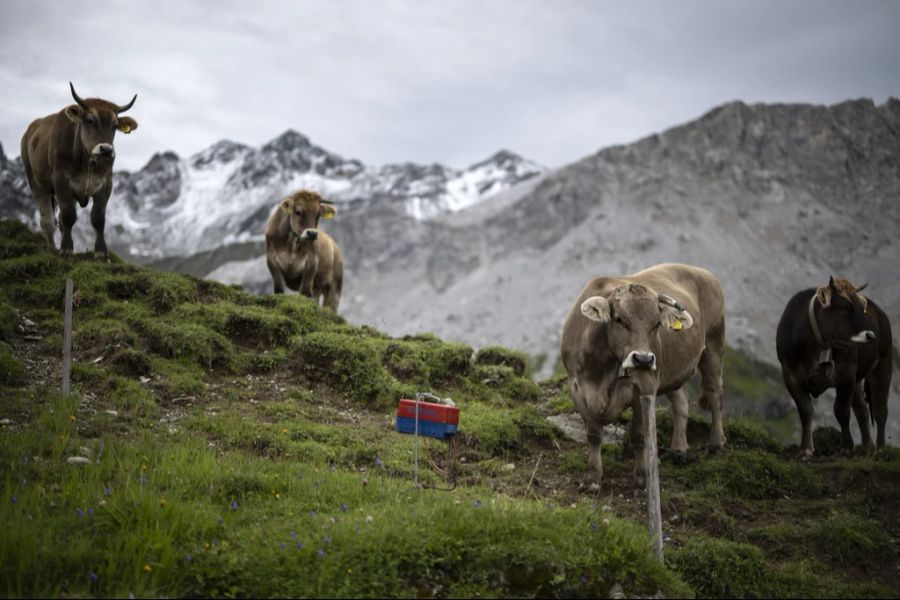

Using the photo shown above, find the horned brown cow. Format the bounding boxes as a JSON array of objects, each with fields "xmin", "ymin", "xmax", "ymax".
[
  {"xmin": 20, "ymin": 83, "xmax": 138, "ymax": 258},
  {"xmin": 265, "ymin": 190, "xmax": 343, "ymax": 311},
  {"xmin": 561, "ymin": 263, "xmax": 726, "ymax": 486}
]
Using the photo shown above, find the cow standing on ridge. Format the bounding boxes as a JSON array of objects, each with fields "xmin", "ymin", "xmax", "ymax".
[
  {"xmin": 265, "ymin": 190, "xmax": 343, "ymax": 311},
  {"xmin": 776, "ymin": 277, "xmax": 892, "ymax": 456},
  {"xmin": 561, "ymin": 263, "xmax": 726, "ymax": 486},
  {"xmin": 20, "ymin": 83, "xmax": 138, "ymax": 259}
]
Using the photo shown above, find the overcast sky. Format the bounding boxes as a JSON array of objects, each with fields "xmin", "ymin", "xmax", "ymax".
[{"xmin": 1, "ymin": 0, "xmax": 898, "ymax": 172}]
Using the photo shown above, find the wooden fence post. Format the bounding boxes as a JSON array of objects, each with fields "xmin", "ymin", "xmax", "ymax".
[
  {"xmin": 62, "ymin": 277, "xmax": 73, "ymax": 394},
  {"xmin": 641, "ymin": 393, "xmax": 664, "ymax": 563}
]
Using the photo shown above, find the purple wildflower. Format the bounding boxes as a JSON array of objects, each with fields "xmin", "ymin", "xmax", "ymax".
[
  {"xmin": 375, "ymin": 457, "xmax": 383, "ymax": 467},
  {"xmin": 340, "ymin": 503, "xmax": 348, "ymax": 512},
  {"xmin": 185, "ymin": 554, "xmax": 192, "ymax": 562},
  {"xmin": 308, "ymin": 510, "xmax": 317, "ymax": 517},
  {"xmin": 324, "ymin": 535, "xmax": 331, "ymax": 545},
  {"xmin": 290, "ymin": 531, "xmax": 298, "ymax": 539},
  {"xmin": 472, "ymin": 500, "xmax": 482, "ymax": 508},
  {"xmin": 591, "ymin": 523, "xmax": 598, "ymax": 532},
  {"xmin": 231, "ymin": 500, "xmax": 238, "ymax": 510},
  {"xmin": 89, "ymin": 572, "xmax": 99, "ymax": 583},
  {"xmin": 317, "ymin": 549, "xmax": 326, "ymax": 557},
  {"xmin": 581, "ymin": 575, "xmax": 589, "ymax": 584},
  {"xmin": 76, "ymin": 507, "xmax": 85, "ymax": 517},
  {"xmin": 104, "ymin": 487, "xmax": 112, "ymax": 497},
  {"xmin": 279, "ymin": 542, "xmax": 286, "ymax": 550},
  {"xmin": 139, "ymin": 474, "xmax": 148, "ymax": 486},
  {"xmin": 295, "ymin": 542, "xmax": 304, "ymax": 549},
  {"xmin": 10, "ymin": 496, "xmax": 16, "ymax": 505}
]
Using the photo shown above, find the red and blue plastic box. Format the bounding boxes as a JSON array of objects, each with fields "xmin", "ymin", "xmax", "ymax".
[{"xmin": 395, "ymin": 398, "xmax": 459, "ymax": 440}]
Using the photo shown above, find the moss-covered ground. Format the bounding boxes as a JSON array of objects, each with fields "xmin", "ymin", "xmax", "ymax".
[{"xmin": 1, "ymin": 219, "xmax": 898, "ymax": 598}]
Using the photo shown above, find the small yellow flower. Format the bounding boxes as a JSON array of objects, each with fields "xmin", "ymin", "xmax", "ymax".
[
  {"xmin": 275, "ymin": 492, "xmax": 281, "ymax": 499},
  {"xmin": 159, "ymin": 498, "xmax": 167, "ymax": 507},
  {"xmin": 281, "ymin": 428, "xmax": 288, "ymax": 433},
  {"xmin": 143, "ymin": 564, "xmax": 152, "ymax": 573},
  {"xmin": 69, "ymin": 415, "xmax": 76, "ymax": 422},
  {"xmin": 347, "ymin": 568, "xmax": 352, "ymax": 575}
]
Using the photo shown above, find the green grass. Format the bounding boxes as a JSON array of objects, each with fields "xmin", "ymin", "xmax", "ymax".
[{"xmin": 2, "ymin": 219, "xmax": 899, "ymax": 598}]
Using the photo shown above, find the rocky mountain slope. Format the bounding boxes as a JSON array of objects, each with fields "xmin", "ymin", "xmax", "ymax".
[{"xmin": 0, "ymin": 133, "xmax": 544, "ymax": 258}]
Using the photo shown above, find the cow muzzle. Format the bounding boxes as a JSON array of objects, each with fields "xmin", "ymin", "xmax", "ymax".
[
  {"xmin": 298, "ymin": 228, "xmax": 318, "ymax": 241},
  {"xmin": 850, "ymin": 330, "xmax": 876, "ymax": 344},
  {"xmin": 622, "ymin": 351, "xmax": 657, "ymax": 371},
  {"xmin": 92, "ymin": 144, "xmax": 115, "ymax": 159}
]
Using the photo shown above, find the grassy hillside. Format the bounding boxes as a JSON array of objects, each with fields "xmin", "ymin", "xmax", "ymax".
[{"xmin": 1, "ymin": 219, "xmax": 898, "ymax": 598}]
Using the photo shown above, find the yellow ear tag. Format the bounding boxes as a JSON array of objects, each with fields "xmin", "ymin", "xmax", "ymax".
[
  {"xmin": 323, "ymin": 212, "xmax": 334, "ymax": 220},
  {"xmin": 121, "ymin": 125, "xmax": 131, "ymax": 133},
  {"xmin": 671, "ymin": 318, "xmax": 683, "ymax": 331}
]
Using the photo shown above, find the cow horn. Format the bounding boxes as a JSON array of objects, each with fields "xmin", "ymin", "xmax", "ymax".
[
  {"xmin": 857, "ymin": 282, "xmax": 869, "ymax": 292},
  {"xmin": 116, "ymin": 93, "xmax": 137, "ymax": 114},
  {"xmin": 69, "ymin": 82, "xmax": 89, "ymax": 109},
  {"xmin": 658, "ymin": 293, "xmax": 685, "ymax": 312}
]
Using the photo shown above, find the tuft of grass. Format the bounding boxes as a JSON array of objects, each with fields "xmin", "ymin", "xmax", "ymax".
[
  {"xmin": 671, "ymin": 536, "xmax": 768, "ymax": 598},
  {"xmin": 0, "ymin": 342, "xmax": 26, "ymax": 386},
  {"xmin": 474, "ymin": 346, "xmax": 530, "ymax": 377},
  {"xmin": 685, "ymin": 449, "xmax": 823, "ymax": 500}
]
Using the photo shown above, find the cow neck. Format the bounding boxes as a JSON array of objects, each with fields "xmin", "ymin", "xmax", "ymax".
[
  {"xmin": 72, "ymin": 126, "xmax": 97, "ymax": 199},
  {"xmin": 808, "ymin": 294, "xmax": 827, "ymax": 347}
]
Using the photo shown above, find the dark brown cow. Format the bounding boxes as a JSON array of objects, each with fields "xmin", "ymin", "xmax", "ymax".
[
  {"xmin": 20, "ymin": 82, "xmax": 138, "ymax": 258},
  {"xmin": 561, "ymin": 263, "xmax": 726, "ymax": 486},
  {"xmin": 265, "ymin": 190, "xmax": 343, "ymax": 311},
  {"xmin": 776, "ymin": 277, "xmax": 892, "ymax": 456}
]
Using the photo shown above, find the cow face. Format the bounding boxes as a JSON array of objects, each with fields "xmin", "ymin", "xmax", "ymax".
[
  {"xmin": 280, "ymin": 190, "xmax": 336, "ymax": 242},
  {"xmin": 815, "ymin": 277, "xmax": 876, "ymax": 345},
  {"xmin": 64, "ymin": 83, "xmax": 138, "ymax": 165},
  {"xmin": 581, "ymin": 284, "xmax": 694, "ymax": 400}
]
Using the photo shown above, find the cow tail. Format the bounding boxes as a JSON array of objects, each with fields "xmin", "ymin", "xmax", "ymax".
[{"xmin": 865, "ymin": 379, "xmax": 875, "ymax": 427}]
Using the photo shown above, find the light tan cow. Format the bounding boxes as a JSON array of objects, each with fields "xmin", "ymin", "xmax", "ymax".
[
  {"xmin": 560, "ymin": 263, "xmax": 726, "ymax": 486},
  {"xmin": 265, "ymin": 190, "xmax": 343, "ymax": 311}
]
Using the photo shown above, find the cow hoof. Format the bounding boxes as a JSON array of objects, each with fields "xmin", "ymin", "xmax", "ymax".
[
  {"xmin": 706, "ymin": 444, "xmax": 725, "ymax": 455},
  {"xmin": 797, "ymin": 448, "xmax": 814, "ymax": 461}
]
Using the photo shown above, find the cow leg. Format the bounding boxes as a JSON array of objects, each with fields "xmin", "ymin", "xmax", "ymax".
[
  {"xmin": 667, "ymin": 387, "xmax": 690, "ymax": 456},
  {"xmin": 783, "ymin": 372, "xmax": 816, "ymax": 456},
  {"xmin": 33, "ymin": 189, "xmax": 57, "ymax": 250},
  {"xmin": 866, "ymin": 360, "xmax": 892, "ymax": 448},
  {"xmin": 266, "ymin": 255, "xmax": 286, "ymax": 294},
  {"xmin": 833, "ymin": 380, "xmax": 856, "ymax": 454},
  {"xmin": 323, "ymin": 283, "xmax": 341, "ymax": 312},
  {"xmin": 586, "ymin": 425, "xmax": 604, "ymax": 483},
  {"xmin": 57, "ymin": 200, "xmax": 77, "ymax": 257},
  {"xmin": 697, "ymin": 316, "xmax": 726, "ymax": 451},
  {"xmin": 571, "ymin": 378, "xmax": 604, "ymax": 483},
  {"xmin": 300, "ymin": 259, "xmax": 318, "ymax": 299},
  {"xmin": 850, "ymin": 382, "xmax": 874, "ymax": 453},
  {"xmin": 90, "ymin": 186, "xmax": 111, "ymax": 260}
]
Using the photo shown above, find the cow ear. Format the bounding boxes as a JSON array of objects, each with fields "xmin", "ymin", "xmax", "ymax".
[
  {"xmin": 661, "ymin": 304, "xmax": 694, "ymax": 331},
  {"xmin": 581, "ymin": 296, "xmax": 611, "ymax": 323},
  {"xmin": 280, "ymin": 198, "xmax": 292, "ymax": 214},
  {"xmin": 320, "ymin": 204, "xmax": 337, "ymax": 220},
  {"xmin": 65, "ymin": 105, "xmax": 83, "ymax": 124},
  {"xmin": 816, "ymin": 285, "xmax": 831, "ymax": 307},
  {"xmin": 117, "ymin": 117, "xmax": 138, "ymax": 134}
]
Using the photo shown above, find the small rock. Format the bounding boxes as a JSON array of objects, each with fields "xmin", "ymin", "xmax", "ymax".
[
  {"xmin": 66, "ymin": 456, "xmax": 91, "ymax": 465},
  {"xmin": 502, "ymin": 463, "xmax": 515, "ymax": 471},
  {"xmin": 139, "ymin": 376, "xmax": 151, "ymax": 384},
  {"xmin": 104, "ymin": 410, "xmax": 118, "ymax": 417},
  {"xmin": 0, "ymin": 418, "xmax": 11, "ymax": 426}
]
